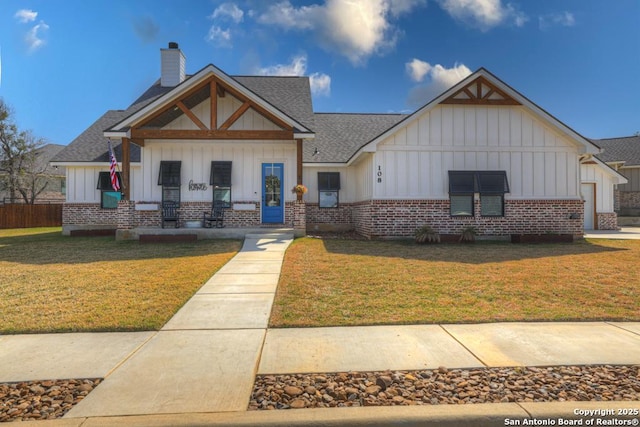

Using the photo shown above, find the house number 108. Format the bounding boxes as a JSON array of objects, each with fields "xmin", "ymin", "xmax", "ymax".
[{"xmin": 377, "ymin": 166, "xmax": 382, "ymax": 183}]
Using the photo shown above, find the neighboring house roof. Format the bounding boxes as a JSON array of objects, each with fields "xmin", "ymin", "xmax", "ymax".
[
  {"xmin": 593, "ymin": 135, "xmax": 640, "ymax": 166},
  {"xmin": 352, "ymin": 68, "xmax": 601, "ymax": 164},
  {"xmin": 35, "ymin": 144, "xmax": 66, "ymax": 175},
  {"xmin": 306, "ymin": 113, "xmax": 408, "ymax": 163}
]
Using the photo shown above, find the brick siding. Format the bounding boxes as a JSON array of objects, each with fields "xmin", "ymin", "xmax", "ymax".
[
  {"xmin": 63, "ymin": 203, "xmax": 118, "ymax": 226},
  {"xmin": 305, "ymin": 203, "xmax": 353, "ymax": 231},
  {"xmin": 351, "ymin": 199, "xmax": 584, "ymax": 239},
  {"xmin": 619, "ymin": 191, "xmax": 640, "ymax": 210}
]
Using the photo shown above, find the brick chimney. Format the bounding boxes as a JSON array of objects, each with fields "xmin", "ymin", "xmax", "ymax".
[{"xmin": 160, "ymin": 42, "xmax": 186, "ymax": 87}]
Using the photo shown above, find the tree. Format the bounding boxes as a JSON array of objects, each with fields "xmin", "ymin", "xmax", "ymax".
[{"xmin": 0, "ymin": 99, "xmax": 47, "ymax": 204}]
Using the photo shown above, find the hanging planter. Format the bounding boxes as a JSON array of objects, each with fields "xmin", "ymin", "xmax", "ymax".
[{"xmin": 292, "ymin": 184, "xmax": 308, "ymax": 201}]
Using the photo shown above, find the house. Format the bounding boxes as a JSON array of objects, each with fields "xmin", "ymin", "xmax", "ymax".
[
  {"xmin": 51, "ymin": 43, "xmax": 626, "ymax": 239},
  {"xmin": 1, "ymin": 143, "xmax": 66, "ymax": 204},
  {"xmin": 593, "ymin": 135, "xmax": 640, "ymax": 218}
]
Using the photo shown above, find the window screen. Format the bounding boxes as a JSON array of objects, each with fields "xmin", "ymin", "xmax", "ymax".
[
  {"xmin": 158, "ymin": 161, "xmax": 181, "ymax": 186},
  {"xmin": 450, "ymin": 195, "xmax": 474, "ymax": 216}
]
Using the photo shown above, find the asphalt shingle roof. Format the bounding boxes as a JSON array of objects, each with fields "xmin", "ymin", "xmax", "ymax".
[
  {"xmin": 52, "ymin": 74, "xmax": 317, "ymax": 163},
  {"xmin": 305, "ymin": 113, "xmax": 408, "ymax": 163},
  {"xmin": 593, "ymin": 135, "xmax": 640, "ymax": 166}
]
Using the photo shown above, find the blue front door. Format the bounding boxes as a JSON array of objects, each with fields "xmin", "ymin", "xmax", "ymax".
[{"xmin": 262, "ymin": 163, "xmax": 284, "ymax": 223}]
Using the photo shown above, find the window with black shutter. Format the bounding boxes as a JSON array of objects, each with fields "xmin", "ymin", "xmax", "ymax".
[
  {"xmin": 318, "ymin": 172, "xmax": 340, "ymax": 208},
  {"xmin": 158, "ymin": 161, "xmax": 181, "ymax": 202},
  {"xmin": 448, "ymin": 171, "xmax": 509, "ymax": 217},
  {"xmin": 210, "ymin": 161, "xmax": 232, "ymax": 207},
  {"xmin": 97, "ymin": 171, "xmax": 122, "ymax": 209}
]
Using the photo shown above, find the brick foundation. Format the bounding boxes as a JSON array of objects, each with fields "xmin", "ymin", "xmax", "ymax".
[
  {"xmin": 63, "ymin": 203, "xmax": 118, "ymax": 226},
  {"xmin": 597, "ymin": 212, "xmax": 618, "ymax": 230},
  {"xmin": 305, "ymin": 203, "xmax": 353, "ymax": 232},
  {"xmin": 352, "ymin": 199, "xmax": 584, "ymax": 239}
]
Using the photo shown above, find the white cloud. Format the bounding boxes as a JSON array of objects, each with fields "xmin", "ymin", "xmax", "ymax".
[
  {"xmin": 25, "ymin": 21, "xmax": 49, "ymax": 52},
  {"xmin": 256, "ymin": 54, "xmax": 332, "ymax": 97},
  {"xmin": 14, "ymin": 9, "xmax": 38, "ymax": 23},
  {"xmin": 206, "ymin": 26, "xmax": 232, "ymax": 47},
  {"xmin": 406, "ymin": 61, "xmax": 472, "ymax": 108},
  {"xmin": 406, "ymin": 58, "xmax": 432, "ymax": 82},
  {"xmin": 211, "ymin": 3, "xmax": 244, "ymax": 23},
  {"xmin": 258, "ymin": 0, "xmax": 426, "ymax": 65},
  {"xmin": 539, "ymin": 11, "xmax": 575, "ymax": 30},
  {"xmin": 437, "ymin": 0, "xmax": 527, "ymax": 31}
]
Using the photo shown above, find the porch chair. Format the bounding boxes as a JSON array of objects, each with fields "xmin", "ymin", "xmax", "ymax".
[
  {"xmin": 203, "ymin": 202, "xmax": 225, "ymax": 228},
  {"xmin": 161, "ymin": 200, "xmax": 180, "ymax": 228}
]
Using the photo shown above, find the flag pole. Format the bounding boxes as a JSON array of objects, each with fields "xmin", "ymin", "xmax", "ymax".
[{"xmin": 107, "ymin": 139, "xmax": 124, "ymax": 192}]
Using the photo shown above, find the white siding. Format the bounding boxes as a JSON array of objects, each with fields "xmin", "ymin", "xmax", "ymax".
[
  {"xmin": 302, "ymin": 165, "xmax": 357, "ymax": 203},
  {"xmin": 581, "ymin": 163, "xmax": 616, "ymax": 212},
  {"xmin": 374, "ymin": 105, "xmax": 581, "ymax": 200}
]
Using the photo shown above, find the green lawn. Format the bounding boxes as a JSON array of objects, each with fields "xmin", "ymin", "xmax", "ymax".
[
  {"xmin": 271, "ymin": 237, "xmax": 640, "ymax": 327},
  {"xmin": 0, "ymin": 228, "xmax": 241, "ymax": 334}
]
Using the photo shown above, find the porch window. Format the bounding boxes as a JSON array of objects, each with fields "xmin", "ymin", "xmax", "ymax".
[
  {"xmin": 210, "ymin": 161, "xmax": 232, "ymax": 208},
  {"xmin": 318, "ymin": 172, "xmax": 340, "ymax": 208},
  {"xmin": 158, "ymin": 161, "xmax": 181, "ymax": 202},
  {"xmin": 97, "ymin": 171, "xmax": 122, "ymax": 209},
  {"xmin": 448, "ymin": 171, "xmax": 509, "ymax": 217}
]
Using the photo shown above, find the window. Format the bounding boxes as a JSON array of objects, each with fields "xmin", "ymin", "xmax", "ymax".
[
  {"xmin": 210, "ymin": 161, "xmax": 232, "ymax": 207},
  {"xmin": 158, "ymin": 161, "xmax": 181, "ymax": 202},
  {"xmin": 448, "ymin": 171, "xmax": 509, "ymax": 217},
  {"xmin": 97, "ymin": 172, "xmax": 122, "ymax": 209},
  {"xmin": 318, "ymin": 172, "xmax": 340, "ymax": 208}
]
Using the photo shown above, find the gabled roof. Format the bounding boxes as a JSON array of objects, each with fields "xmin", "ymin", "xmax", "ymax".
[
  {"xmin": 352, "ymin": 68, "xmax": 601, "ymax": 163},
  {"xmin": 52, "ymin": 73, "xmax": 315, "ymax": 164},
  {"xmin": 593, "ymin": 135, "xmax": 640, "ymax": 166},
  {"xmin": 106, "ymin": 64, "xmax": 314, "ymax": 136},
  {"xmin": 305, "ymin": 113, "xmax": 408, "ymax": 163}
]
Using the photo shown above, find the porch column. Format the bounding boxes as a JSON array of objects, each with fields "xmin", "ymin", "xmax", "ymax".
[
  {"xmin": 121, "ymin": 137, "xmax": 131, "ymax": 200},
  {"xmin": 296, "ymin": 138, "xmax": 303, "ymax": 200}
]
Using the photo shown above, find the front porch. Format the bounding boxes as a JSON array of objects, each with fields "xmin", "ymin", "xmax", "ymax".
[{"xmin": 115, "ymin": 226, "xmax": 299, "ymax": 241}]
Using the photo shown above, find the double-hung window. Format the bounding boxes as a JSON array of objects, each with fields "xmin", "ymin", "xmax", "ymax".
[
  {"xmin": 448, "ymin": 171, "xmax": 509, "ymax": 217},
  {"xmin": 97, "ymin": 172, "xmax": 122, "ymax": 209},
  {"xmin": 210, "ymin": 161, "xmax": 232, "ymax": 208},
  {"xmin": 158, "ymin": 161, "xmax": 181, "ymax": 202},
  {"xmin": 318, "ymin": 172, "xmax": 340, "ymax": 208}
]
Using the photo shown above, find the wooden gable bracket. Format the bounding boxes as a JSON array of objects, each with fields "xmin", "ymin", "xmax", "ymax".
[
  {"xmin": 130, "ymin": 75, "xmax": 294, "ymax": 140},
  {"xmin": 441, "ymin": 76, "xmax": 521, "ymax": 106}
]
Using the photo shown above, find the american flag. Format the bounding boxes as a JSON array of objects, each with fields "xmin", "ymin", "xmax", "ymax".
[{"xmin": 108, "ymin": 140, "xmax": 120, "ymax": 191}]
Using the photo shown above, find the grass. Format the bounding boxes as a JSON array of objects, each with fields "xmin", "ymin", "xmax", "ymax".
[
  {"xmin": 271, "ymin": 237, "xmax": 640, "ymax": 327},
  {"xmin": 0, "ymin": 227, "xmax": 241, "ymax": 334}
]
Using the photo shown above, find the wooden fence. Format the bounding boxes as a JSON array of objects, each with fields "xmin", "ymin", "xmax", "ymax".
[{"xmin": 0, "ymin": 204, "xmax": 62, "ymax": 228}]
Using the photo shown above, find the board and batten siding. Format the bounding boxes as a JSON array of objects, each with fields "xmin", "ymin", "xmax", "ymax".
[
  {"xmin": 618, "ymin": 167, "xmax": 640, "ymax": 192},
  {"xmin": 580, "ymin": 163, "xmax": 616, "ymax": 213},
  {"xmin": 373, "ymin": 105, "xmax": 581, "ymax": 200},
  {"xmin": 138, "ymin": 141, "xmax": 296, "ymax": 203},
  {"xmin": 302, "ymin": 166, "xmax": 355, "ymax": 204},
  {"xmin": 66, "ymin": 166, "xmax": 142, "ymax": 203}
]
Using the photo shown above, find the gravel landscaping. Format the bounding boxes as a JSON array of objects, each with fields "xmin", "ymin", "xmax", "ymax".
[
  {"xmin": 249, "ymin": 365, "xmax": 640, "ymax": 410},
  {"xmin": 0, "ymin": 378, "xmax": 101, "ymax": 422}
]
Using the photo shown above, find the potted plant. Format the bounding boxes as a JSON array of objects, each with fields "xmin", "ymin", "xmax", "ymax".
[{"xmin": 415, "ymin": 225, "xmax": 440, "ymax": 244}]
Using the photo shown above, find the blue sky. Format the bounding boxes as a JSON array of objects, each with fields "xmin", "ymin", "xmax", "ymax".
[{"xmin": 1, "ymin": 0, "xmax": 638, "ymax": 146}]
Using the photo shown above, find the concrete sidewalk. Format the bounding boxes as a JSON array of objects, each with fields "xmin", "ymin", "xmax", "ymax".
[{"xmin": 0, "ymin": 232, "xmax": 639, "ymax": 425}]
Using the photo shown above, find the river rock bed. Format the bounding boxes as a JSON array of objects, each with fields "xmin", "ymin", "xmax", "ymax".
[
  {"xmin": 249, "ymin": 365, "xmax": 640, "ymax": 410},
  {"xmin": 0, "ymin": 378, "xmax": 101, "ymax": 422}
]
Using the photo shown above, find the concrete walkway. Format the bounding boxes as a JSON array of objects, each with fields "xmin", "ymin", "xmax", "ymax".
[
  {"xmin": 0, "ymin": 232, "xmax": 639, "ymax": 425},
  {"xmin": 584, "ymin": 226, "xmax": 640, "ymax": 239}
]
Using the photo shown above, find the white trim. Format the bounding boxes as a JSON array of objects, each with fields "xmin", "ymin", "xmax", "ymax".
[
  {"xmin": 104, "ymin": 130, "xmax": 130, "ymax": 139},
  {"xmin": 583, "ymin": 156, "xmax": 628, "ymax": 185},
  {"xmin": 294, "ymin": 133, "xmax": 315, "ymax": 139},
  {"xmin": 303, "ymin": 163, "xmax": 349, "ymax": 168},
  {"xmin": 107, "ymin": 65, "xmax": 313, "ymax": 135}
]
